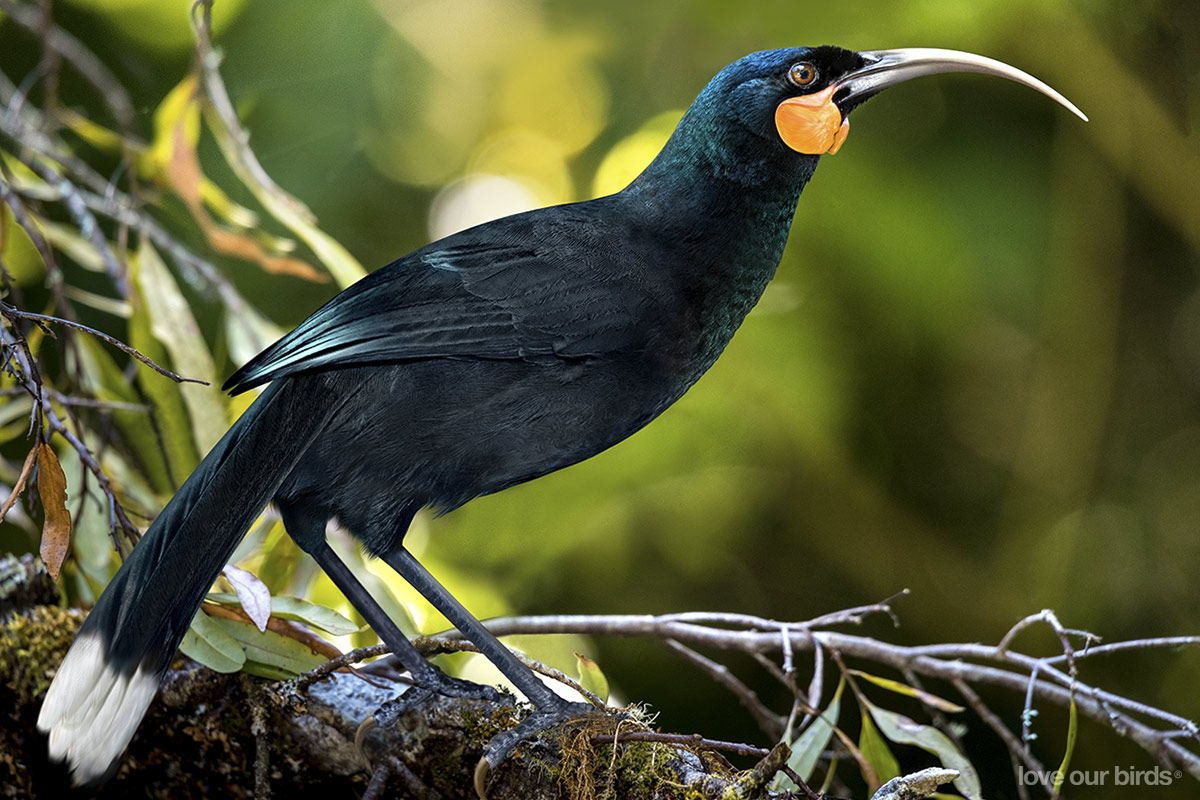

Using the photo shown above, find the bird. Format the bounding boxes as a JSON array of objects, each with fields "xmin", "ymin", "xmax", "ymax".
[{"xmin": 38, "ymin": 45, "xmax": 1085, "ymax": 787}]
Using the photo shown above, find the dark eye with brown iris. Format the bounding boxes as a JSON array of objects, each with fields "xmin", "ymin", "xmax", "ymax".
[{"xmin": 787, "ymin": 62, "xmax": 818, "ymax": 88}]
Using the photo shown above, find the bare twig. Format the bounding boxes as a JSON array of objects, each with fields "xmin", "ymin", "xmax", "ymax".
[
  {"xmin": 664, "ymin": 639, "xmax": 784, "ymax": 739},
  {"xmin": 1, "ymin": 303, "xmax": 207, "ymax": 384},
  {"xmin": 590, "ymin": 730, "xmax": 771, "ymax": 759},
  {"xmin": 0, "ymin": 0, "xmax": 137, "ymax": 134},
  {"xmin": 190, "ymin": 0, "xmax": 314, "ymax": 223}
]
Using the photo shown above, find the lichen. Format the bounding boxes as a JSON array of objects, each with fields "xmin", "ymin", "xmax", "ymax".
[{"xmin": 0, "ymin": 605, "xmax": 83, "ymax": 699}]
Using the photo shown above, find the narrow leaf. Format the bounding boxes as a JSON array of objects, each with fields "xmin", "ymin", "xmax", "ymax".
[
  {"xmin": 848, "ymin": 670, "xmax": 965, "ymax": 713},
  {"xmin": 776, "ymin": 678, "xmax": 845, "ymax": 790},
  {"xmin": 35, "ymin": 444, "xmax": 72, "ymax": 580},
  {"xmin": 74, "ymin": 336, "xmax": 174, "ymax": 493},
  {"xmin": 267, "ymin": 595, "xmax": 359, "ymax": 635},
  {"xmin": 859, "ymin": 708, "xmax": 901, "ymax": 791},
  {"xmin": 222, "ymin": 565, "xmax": 271, "ymax": 632},
  {"xmin": 203, "ymin": 105, "xmax": 366, "ymax": 288},
  {"xmin": 128, "ymin": 249, "xmax": 201, "ymax": 483},
  {"xmin": 575, "ymin": 653, "xmax": 610, "ymax": 703},
  {"xmin": 1053, "ymin": 698, "xmax": 1078, "ymax": 797},
  {"xmin": 866, "ymin": 701, "xmax": 982, "ymax": 800},
  {"xmin": 206, "ymin": 591, "xmax": 359, "ymax": 636},
  {"xmin": 181, "ymin": 608, "xmax": 246, "ymax": 673},
  {"xmin": 0, "ymin": 447, "xmax": 37, "ymax": 524},
  {"xmin": 136, "ymin": 241, "xmax": 228, "ymax": 453}
]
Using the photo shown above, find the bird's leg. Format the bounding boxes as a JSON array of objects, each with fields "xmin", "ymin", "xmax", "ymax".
[
  {"xmin": 381, "ymin": 548, "xmax": 596, "ymax": 778},
  {"xmin": 305, "ymin": 542, "xmax": 501, "ymax": 702}
]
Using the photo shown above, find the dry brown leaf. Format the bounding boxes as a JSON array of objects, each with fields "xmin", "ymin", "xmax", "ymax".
[
  {"xmin": 35, "ymin": 443, "xmax": 72, "ymax": 580},
  {"xmin": 0, "ymin": 446, "xmax": 38, "ymax": 522},
  {"xmin": 163, "ymin": 94, "xmax": 326, "ymax": 283}
]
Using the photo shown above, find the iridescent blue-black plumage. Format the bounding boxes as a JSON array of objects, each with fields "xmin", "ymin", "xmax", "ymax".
[{"xmin": 42, "ymin": 46, "xmax": 866, "ymax": 784}]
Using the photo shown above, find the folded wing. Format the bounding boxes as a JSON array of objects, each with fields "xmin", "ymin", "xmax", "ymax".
[{"xmin": 223, "ymin": 226, "xmax": 644, "ymax": 395}]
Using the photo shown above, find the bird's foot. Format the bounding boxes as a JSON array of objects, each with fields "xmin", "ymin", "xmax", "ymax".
[
  {"xmin": 411, "ymin": 668, "xmax": 509, "ymax": 705},
  {"xmin": 474, "ymin": 699, "xmax": 598, "ymax": 799}
]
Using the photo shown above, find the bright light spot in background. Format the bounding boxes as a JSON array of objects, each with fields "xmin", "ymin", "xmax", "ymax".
[
  {"xmin": 373, "ymin": 0, "xmax": 541, "ymax": 72},
  {"xmin": 496, "ymin": 37, "xmax": 609, "ymax": 157},
  {"xmin": 428, "ymin": 174, "xmax": 540, "ymax": 240},
  {"xmin": 468, "ymin": 129, "xmax": 573, "ymax": 206},
  {"xmin": 366, "ymin": 0, "xmax": 608, "ymax": 191},
  {"xmin": 591, "ymin": 110, "xmax": 683, "ymax": 197}
]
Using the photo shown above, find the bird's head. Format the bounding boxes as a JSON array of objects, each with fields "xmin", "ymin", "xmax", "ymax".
[{"xmin": 664, "ymin": 46, "xmax": 1085, "ymax": 186}]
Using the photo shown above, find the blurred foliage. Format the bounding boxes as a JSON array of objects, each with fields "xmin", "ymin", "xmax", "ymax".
[{"xmin": 1, "ymin": 0, "xmax": 1199, "ymax": 797}]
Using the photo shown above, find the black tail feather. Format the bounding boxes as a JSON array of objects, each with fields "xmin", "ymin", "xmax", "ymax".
[{"xmin": 38, "ymin": 378, "xmax": 334, "ymax": 784}]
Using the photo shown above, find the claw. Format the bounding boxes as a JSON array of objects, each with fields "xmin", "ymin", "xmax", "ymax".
[{"xmin": 474, "ymin": 700, "xmax": 596, "ymax": 799}]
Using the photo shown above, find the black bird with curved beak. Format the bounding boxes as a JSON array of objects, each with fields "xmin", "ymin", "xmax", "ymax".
[{"xmin": 39, "ymin": 45, "xmax": 1085, "ymax": 788}]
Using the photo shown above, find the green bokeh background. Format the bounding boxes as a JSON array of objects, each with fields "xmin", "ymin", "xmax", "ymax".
[{"xmin": 2, "ymin": 0, "xmax": 1198, "ymax": 796}]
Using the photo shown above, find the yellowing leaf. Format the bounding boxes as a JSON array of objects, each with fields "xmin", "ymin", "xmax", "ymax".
[
  {"xmin": 574, "ymin": 653, "xmax": 609, "ymax": 703},
  {"xmin": 149, "ymin": 75, "xmax": 201, "ymax": 176},
  {"xmin": 848, "ymin": 670, "xmax": 965, "ymax": 714},
  {"xmin": 152, "ymin": 76, "xmax": 325, "ymax": 282},
  {"xmin": 36, "ymin": 444, "xmax": 72, "ymax": 580},
  {"xmin": 203, "ymin": 105, "xmax": 365, "ymax": 288},
  {"xmin": 60, "ymin": 108, "xmax": 130, "ymax": 154}
]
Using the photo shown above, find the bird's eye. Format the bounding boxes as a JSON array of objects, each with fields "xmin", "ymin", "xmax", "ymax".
[{"xmin": 787, "ymin": 62, "xmax": 818, "ymax": 88}]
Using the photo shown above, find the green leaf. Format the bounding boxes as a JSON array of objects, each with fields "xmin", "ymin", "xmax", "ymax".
[
  {"xmin": 269, "ymin": 595, "xmax": 359, "ymax": 635},
  {"xmin": 241, "ymin": 661, "xmax": 300, "ymax": 681},
  {"xmin": 224, "ymin": 305, "xmax": 283, "ymax": 369},
  {"xmin": 774, "ymin": 678, "xmax": 844, "ymax": 791},
  {"xmin": 128, "ymin": 245, "xmax": 201, "ymax": 484},
  {"xmin": 1053, "ymin": 697, "xmax": 1078, "ymax": 797},
  {"xmin": 208, "ymin": 616, "xmax": 326, "ymax": 676},
  {"xmin": 574, "ymin": 653, "xmax": 610, "ymax": 703},
  {"xmin": 858, "ymin": 708, "xmax": 901, "ymax": 791},
  {"xmin": 135, "ymin": 240, "xmax": 229, "ymax": 454},
  {"xmin": 181, "ymin": 609, "xmax": 246, "ymax": 673},
  {"xmin": 206, "ymin": 592, "xmax": 359, "ymax": 636},
  {"xmin": 865, "ymin": 701, "xmax": 982, "ymax": 800},
  {"xmin": 73, "ymin": 336, "xmax": 174, "ymax": 494},
  {"xmin": 848, "ymin": 670, "xmax": 964, "ymax": 713}
]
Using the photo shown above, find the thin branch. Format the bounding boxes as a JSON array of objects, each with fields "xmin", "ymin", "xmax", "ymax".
[
  {"xmin": 1, "ymin": 303, "xmax": 207, "ymax": 384},
  {"xmin": 664, "ymin": 639, "xmax": 784, "ymax": 740},
  {"xmin": 190, "ymin": 0, "xmax": 315, "ymax": 224},
  {"xmin": 0, "ymin": 0, "xmax": 137, "ymax": 134},
  {"xmin": 591, "ymin": 730, "xmax": 771, "ymax": 759},
  {"xmin": 953, "ymin": 678, "xmax": 1048, "ymax": 799}
]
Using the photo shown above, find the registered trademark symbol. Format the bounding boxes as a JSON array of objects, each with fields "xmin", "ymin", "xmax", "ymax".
[{"xmin": 1175, "ymin": 770, "xmax": 1183, "ymax": 779}]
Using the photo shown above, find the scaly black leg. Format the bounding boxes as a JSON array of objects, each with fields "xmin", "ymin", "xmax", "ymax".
[
  {"xmin": 382, "ymin": 548, "xmax": 596, "ymax": 788},
  {"xmin": 305, "ymin": 541, "xmax": 501, "ymax": 702}
]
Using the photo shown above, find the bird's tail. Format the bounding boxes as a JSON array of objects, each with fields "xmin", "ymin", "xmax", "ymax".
[{"xmin": 37, "ymin": 380, "xmax": 327, "ymax": 784}]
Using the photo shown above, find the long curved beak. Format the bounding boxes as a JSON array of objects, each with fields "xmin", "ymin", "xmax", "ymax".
[{"xmin": 836, "ymin": 48, "xmax": 1088, "ymax": 122}]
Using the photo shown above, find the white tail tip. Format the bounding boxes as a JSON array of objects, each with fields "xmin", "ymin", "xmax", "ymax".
[{"xmin": 38, "ymin": 632, "xmax": 159, "ymax": 785}]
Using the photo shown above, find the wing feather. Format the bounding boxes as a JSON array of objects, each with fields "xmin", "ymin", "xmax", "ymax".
[{"xmin": 223, "ymin": 221, "xmax": 643, "ymax": 394}]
